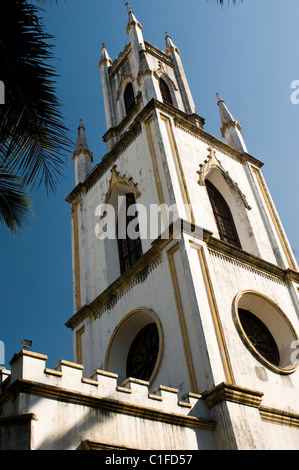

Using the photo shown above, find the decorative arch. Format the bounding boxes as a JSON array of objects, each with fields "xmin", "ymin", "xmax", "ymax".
[
  {"xmin": 99, "ymin": 165, "xmax": 142, "ymax": 283},
  {"xmin": 116, "ymin": 72, "xmax": 135, "ymax": 102},
  {"xmin": 105, "ymin": 308, "xmax": 164, "ymax": 385},
  {"xmin": 197, "ymin": 147, "xmax": 251, "ymax": 211},
  {"xmin": 104, "ymin": 165, "xmax": 141, "ymax": 205}
]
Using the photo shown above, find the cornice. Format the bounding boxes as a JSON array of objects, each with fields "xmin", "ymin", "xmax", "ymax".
[
  {"xmin": 201, "ymin": 229, "xmax": 299, "ymax": 284},
  {"xmin": 66, "ymin": 99, "xmax": 263, "ymax": 205},
  {"xmin": 144, "ymin": 41, "xmax": 173, "ymax": 68},
  {"xmin": 203, "ymin": 382, "xmax": 299, "ymax": 429},
  {"xmin": 202, "ymin": 382, "xmax": 264, "ymax": 409},
  {"xmin": 66, "ymin": 221, "xmax": 298, "ymax": 331},
  {"xmin": 259, "ymin": 405, "xmax": 299, "ymax": 429},
  {"xmin": 173, "ymin": 114, "xmax": 263, "ymax": 169},
  {"xmin": 108, "ymin": 43, "xmax": 131, "ymax": 80},
  {"xmin": 65, "ymin": 235, "xmax": 170, "ymax": 330}
]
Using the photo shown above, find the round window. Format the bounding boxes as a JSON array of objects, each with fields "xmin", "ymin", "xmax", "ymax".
[
  {"xmin": 233, "ymin": 291, "xmax": 299, "ymax": 373},
  {"xmin": 238, "ymin": 308, "xmax": 280, "ymax": 366},
  {"xmin": 126, "ymin": 323, "xmax": 159, "ymax": 381}
]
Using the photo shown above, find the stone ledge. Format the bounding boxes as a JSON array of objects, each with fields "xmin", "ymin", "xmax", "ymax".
[
  {"xmin": 202, "ymin": 382, "xmax": 264, "ymax": 409},
  {"xmin": 260, "ymin": 406, "xmax": 299, "ymax": 429}
]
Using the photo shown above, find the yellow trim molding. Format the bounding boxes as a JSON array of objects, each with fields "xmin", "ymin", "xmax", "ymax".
[
  {"xmin": 72, "ymin": 198, "xmax": 81, "ymax": 311},
  {"xmin": 250, "ymin": 165, "xmax": 297, "ymax": 271},
  {"xmin": 190, "ymin": 242, "xmax": 235, "ymax": 384},
  {"xmin": 160, "ymin": 114, "xmax": 195, "ymax": 225},
  {"xmin": 167, "ymin": 242, "xmax": 199, "ymax": 393}
]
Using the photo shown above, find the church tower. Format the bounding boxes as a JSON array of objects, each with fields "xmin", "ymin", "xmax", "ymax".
[{"xmin": 65, "ymin": 5, "xmax": 299, "ymax": 449}]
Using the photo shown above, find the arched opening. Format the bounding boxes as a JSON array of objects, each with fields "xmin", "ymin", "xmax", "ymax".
[
  {"xmin": 124, "ymin": 82, "xmax": 135, "ymax": 114},
  {"xmin": 105, "ymin": 309, "xmax": 163, "ymax": 385},
  {"xmin": 159, "ymin": 77, "xmax": 173, "ymax": 105},
  {"xmin": 206, "ymin": 179, "xmax": 241, "ymax": 248},
  {"xmin": 117, "ymin": 192, "xmax": 143, "ymax": 274}
]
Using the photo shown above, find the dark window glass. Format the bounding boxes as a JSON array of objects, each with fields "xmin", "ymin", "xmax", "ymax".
[
  {"xmin": 126, "ymin": 323, "xmax": 159, "ymax": 381},
  {"xmin": 159, "ymin": 78, "xmax": 173, "ymax": 105},
  {"xmin": 124, "ymin": 83, "xmax": 135, "ymax": 114},
  {"xmin": 117, "ymin": 193, "xmax": 143, "ymax": 274},
  {"xmin": 206, "ymin": 180, "xmax": 241, "ymax": 248},
  {"xmin": 239, "ymin": 308, "xmax": 280, "ymax": 366}
]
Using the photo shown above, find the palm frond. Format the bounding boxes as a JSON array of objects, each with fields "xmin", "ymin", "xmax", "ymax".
[
  {"xmin": 0, "ymin": 168, "xmax": 32, "ymax": 234},
  {"xmin": 0, "ymin": 0, "xmax": 72, "ymax": 193}
]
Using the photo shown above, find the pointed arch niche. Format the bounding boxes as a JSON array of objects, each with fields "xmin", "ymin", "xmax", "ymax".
[
  {"xmin": 198, "ymin": 148, "xmax": 259, "ymax": 256},
  {"xmin": 100, "ymin": 165, "xmax": 143, "ymax": 285},
  {"xmin": 154, "ymin": 70, "xmax": 178, "ymax": 109}
]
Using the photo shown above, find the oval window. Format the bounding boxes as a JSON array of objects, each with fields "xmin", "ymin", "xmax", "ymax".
[
  {"xmin": 238, "ymin": 308, "xmax": 280, "ymax": 367},
  {"xmin": 233, "ymin": 290, "xmax": 299, "ymax": 373}
]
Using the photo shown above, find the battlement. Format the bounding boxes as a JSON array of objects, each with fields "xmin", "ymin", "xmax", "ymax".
[{"xmin": 0, "ymin": 350, "xmax": 210, "ymax": 421}]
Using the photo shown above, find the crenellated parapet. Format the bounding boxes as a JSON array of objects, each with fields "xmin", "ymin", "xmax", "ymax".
[{"xmin": 1, "ymin": 350, "xmax": 213, "ymax": 429}]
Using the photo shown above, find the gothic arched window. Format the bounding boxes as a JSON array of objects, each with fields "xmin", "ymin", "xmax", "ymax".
[
  {"xmin": 117, "ymin": 193, "xmax": 143, "ymax": 274},
  {"xmin": 159, "ymin": 78, "xmax": 173, "ymax": 105},
  {"xmin": 124, "ymin": 83, "xmax": 135, "ymax": 114},
  {"xmin": 206, "ymin": 179, "xmax": 241, "ymax": 248}
]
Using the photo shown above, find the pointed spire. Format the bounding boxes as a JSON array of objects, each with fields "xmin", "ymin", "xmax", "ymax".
[
  {"xmin": 125, "ymin": 2, "xmax": 144, "ymax": 53},
  {"xmin": 126, "ymin": 3, "xmax": 143, "ymax": 32},
  {"xmin": 217, "ymin": 93, "xmax": 237, "ymax": 130},
  {"xmin": 99, "ymin": 43, "xmax": 112, "ymax": 68},
  {"xmin": 73, "ymin": 120, "xmax": 93, "ymax": 185},
  {"xmin": 216, "ymin": 93, "xmax": 248, "ymax": 153},
  {"xmin": 164, "ymin": 32, "xmax": 196, "ymax": 115},
  {"xmin": 165, "ymin": 32, "xmax": 180, "ymax": 55},
  {"xmin": 74, "ymin": 119, "xmax": 92, "ymax": 156}
]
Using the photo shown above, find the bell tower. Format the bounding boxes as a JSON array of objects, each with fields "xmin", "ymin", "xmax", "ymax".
[{"xmin": 66, "ymin": 5, "xmax": 299, "ymax": 450}]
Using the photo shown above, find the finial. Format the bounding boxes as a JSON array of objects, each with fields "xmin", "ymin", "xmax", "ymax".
[
  {"xmin": 99, "ymin": 43, "xmax": 112, "ymax": 68},
  {"xmin": 216, "ymin": 93, "xmax": 224, "ymax": 104},
  {"xmin": 75, "ymin": 119, "xmax": 90, "ymax": 155},
  {"xmin": 126, "ymin": 2, "xmax": 132, "ymax": 13},
  {"xmin": 165, "ymin": 32, "xmax": 178, "ymax": 55},
  {"xmin": 216, "ymin": 94, "xmax": 248, "ymax": 153}
]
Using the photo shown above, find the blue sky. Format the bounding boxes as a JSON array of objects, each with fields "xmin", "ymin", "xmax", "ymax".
[{"xmin": 1, "ymin": 0, "xmax": 298, "ymax": 370}]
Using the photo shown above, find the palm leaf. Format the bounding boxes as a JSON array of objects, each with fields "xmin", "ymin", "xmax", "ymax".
[
  {"xmin": 0, "ymin": 168, "xmax": 32, "ymax": 234},
  {"xmin": 0, "ymin": 0, "xmax": 72, "ymax": 193}
]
